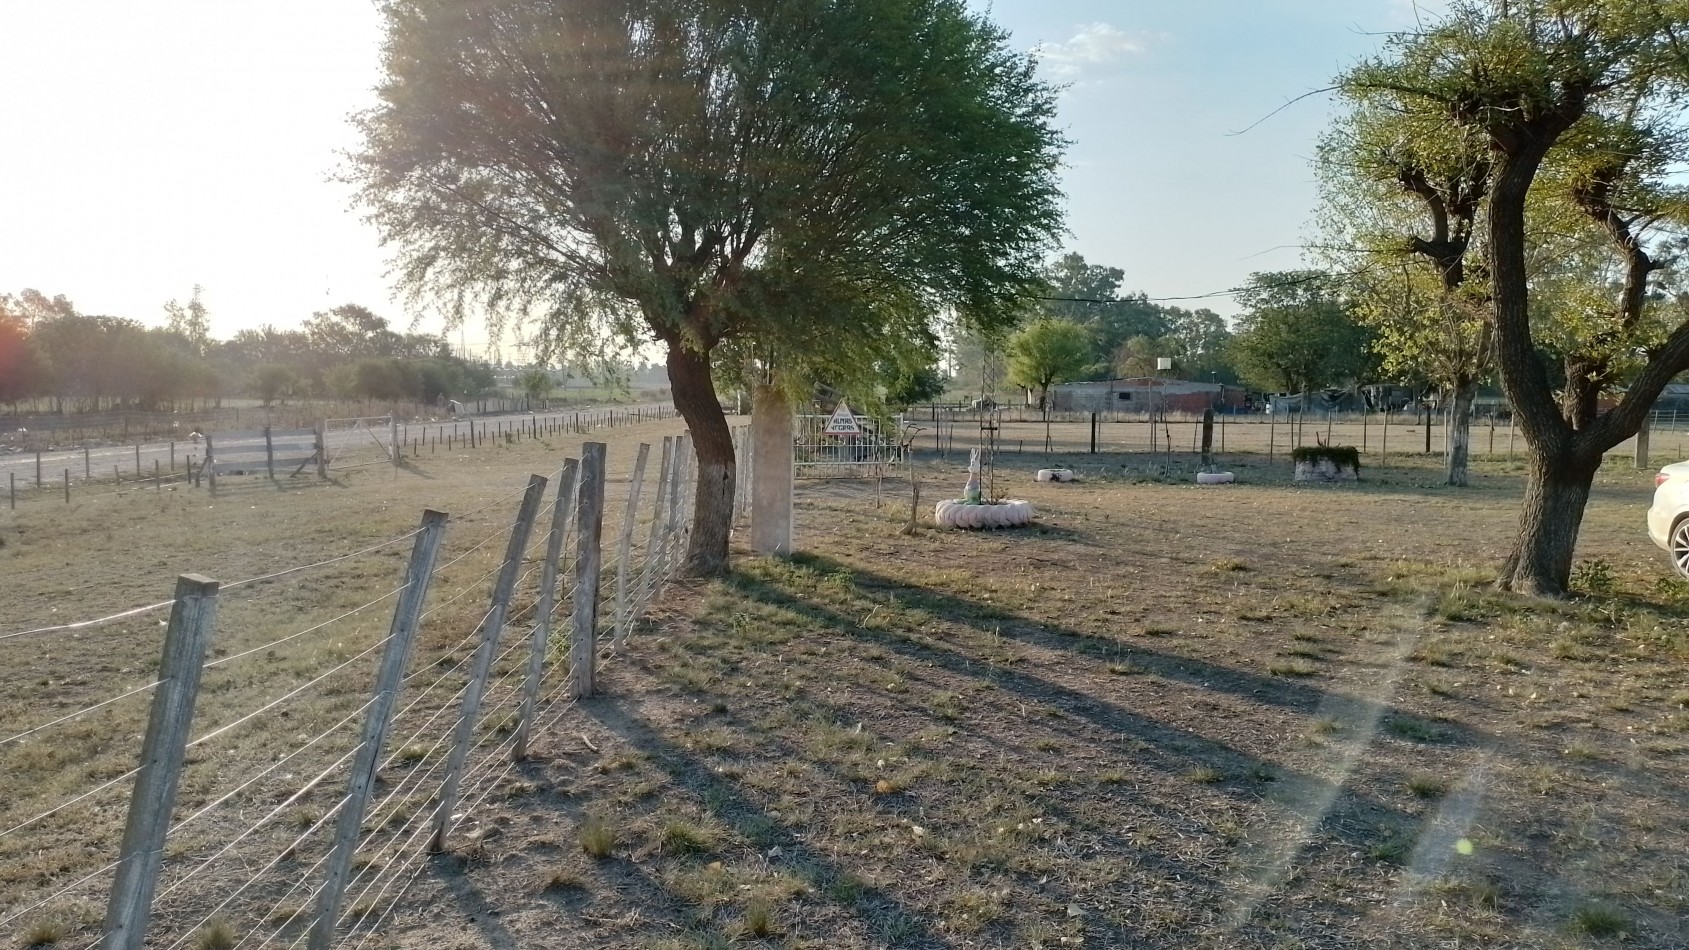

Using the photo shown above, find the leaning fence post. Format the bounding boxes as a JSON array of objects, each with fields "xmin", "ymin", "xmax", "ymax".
[
  {"xmin": 566, "ymin": 443, "xmax": 608, "ymax": 700},
  {"xmin": 613, "ymin": 443, "xmax": 652, "ymax": 649},
  {"xmin": 429, "ymin": 475, "xmax": 548, "ymax": 854},
  {"xmin": 309, "ymin": 510, "xmax": 448, "ymax": 950},
  {"xmin": 513, "ymin": 459, "xmax": 580, "ymax": 762},
  {"xmin": 100, "ymin": 575, "xmax": 219, "ymax": 950},
  {"xmin": 636, "ymin": 437, "xmax": 675, "ymax": 617}
]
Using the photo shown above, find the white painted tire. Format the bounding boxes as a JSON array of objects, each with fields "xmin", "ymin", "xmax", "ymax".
[
  {"xmin": 934, "ymin": 499, "xmax": 1035, "ymax": 529},
  {"xmin": 1195, "ymin": 472, "xmax": 1235, "ymax": 485},
  {"xmin": 1035, "ymin": 469, "xmax": 1075, "ymax": 482}
]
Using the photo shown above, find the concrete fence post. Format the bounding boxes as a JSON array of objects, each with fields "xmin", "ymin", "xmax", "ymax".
[
  {"xmin": 566, "ymin": 443, "xmax": 608, "ymax": 700},
  {"xmin": 309, "ymin": 511, "xmax": 448, "ymax": 950},
  {"xmin": 429, "ymin": 475, "xmax": 548, "ymax": 853},
  {"xmin": 513, "ymin": 459, "xmax": 579, "ymax": 762},
  {"xmin": 613, "ymin": 443, "xmax": 651, "ymax": 649},
  {"xmin": 100, "ymin": 575, "xmax": 220, "ymax": 950}
]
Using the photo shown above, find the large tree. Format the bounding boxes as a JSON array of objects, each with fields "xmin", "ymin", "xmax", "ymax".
[
  {"xmin": 1007, "ymin": 318, "xmax": 1091, "ymax": 412},
  {"xmin": 1228, "ymin": 271, "xmax": 1374, "ymax": 398},
  {"xmin": 353, "ymin": 0, "xmax": 1063, "ymax": 575},
  {"xmin": 1347, "ymin": 0, "xmax": 1689, "ymax": 595}
]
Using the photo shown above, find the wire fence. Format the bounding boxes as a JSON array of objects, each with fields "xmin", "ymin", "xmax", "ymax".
[
  {"xmin": 0, "ymin": 434, "xmax": 699, "ymax": 949},
  {"xmin": 909, "ymin": 404, "xmax": 1689, "ymax": 467},
  {"xmin": 0, "ymin": 404, "xmax": 683, "ymax": 509}
]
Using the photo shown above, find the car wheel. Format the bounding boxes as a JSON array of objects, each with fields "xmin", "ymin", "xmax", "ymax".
[{"xmin": 1671, "ymin": 518, "xmax": 1689, "ymax": 578}]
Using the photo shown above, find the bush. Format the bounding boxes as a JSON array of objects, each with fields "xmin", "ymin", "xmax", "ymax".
[{"xmin": 1290, "ymin": 445, "xmax": 1361, "ymax": 470}]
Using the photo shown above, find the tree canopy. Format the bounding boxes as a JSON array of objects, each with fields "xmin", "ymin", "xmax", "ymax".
[
  {"xmin": 354, "ymin": 0, "xmax": 1066, "ymax": 574},
  {"xmin": 1007, "ymin": 318, "xmax": 1092, "ymax": 411},
  {"xmin": 1227, "ymin": 272, "xmax": 1373, "ymax": 396}
]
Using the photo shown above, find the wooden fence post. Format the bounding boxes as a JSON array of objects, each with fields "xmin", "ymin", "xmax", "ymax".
[
  {"xmin": 513, "ymin": 458, "xmax": 579, "ymax": 762},
  {"xmin": 613, "ymin": 443, "xmax": 652, "ymax": 649},
  {"xmin": 315, "ymin": 426, "xmax": 328, "ymax": 480},
  {"xmin": 265, "ymin": 426, "xmax": 275, "ymax": 479},
  {"xmin": 309, "ymin": 511, "xmax": 448, "ymax": 950},
  {"xmin": 429, "ymin": 475, "xmax": 548, "ymax": 854},
  {"xmin": 566, "ymin": 443, "xmax": 608, "ymax": 700},
  {"xmin": 100, "ymin": 575, "xmax": 219, "ymax": 950}
]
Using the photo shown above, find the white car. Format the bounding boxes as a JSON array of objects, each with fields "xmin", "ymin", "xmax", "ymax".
[{"xmin": 1647, "ymin": 459, "xmax": 1689, "ymax": 575}]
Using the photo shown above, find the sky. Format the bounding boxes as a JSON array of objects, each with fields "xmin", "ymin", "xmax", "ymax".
[{"xmin": 0, "ymin": 0, "xmax": 1444, "ymax": 356}]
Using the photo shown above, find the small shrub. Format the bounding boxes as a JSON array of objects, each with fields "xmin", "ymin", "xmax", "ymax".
[
  {"xmin": 1290, "ymin": 445, "xmax": 1361, "ymax": 470},
  {"xmin": 1268, "ymin": 660, "xmax": 1320, "ymax": 678},
  {"xmin": 1571, "ymin": 559, "xmax": 1618, "ymax": 596},
  {"xmin": 1209, "ymin": 558, "xmax": 1247, "ymax": 573}
]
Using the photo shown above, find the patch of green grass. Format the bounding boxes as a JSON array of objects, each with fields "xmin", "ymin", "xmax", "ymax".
[
  {"xmin": 739, "ymin": 900, "xmax": 777, "ymax": 938},
  {"xmin": 657, "ymin": 819, "xmax": 721, "ymax": 856},
  {"xmin": 1368, "ymin": 832, "xmax": 1414, "ymax": 863},
  {"xmin": 1187, "ymin": 766, "xmax": 1225, "ymax": 784},
  {"xmin": 1568, "ymin": 903, "xmax": 1630, "ymax": 938},
  {"xmin": 1385, "ymin": 716, "xmax": 1444, "ymax": 743},
  {"xmin": 1268, "ymin": 660, "xmax": 1320, "ymax": 678}
]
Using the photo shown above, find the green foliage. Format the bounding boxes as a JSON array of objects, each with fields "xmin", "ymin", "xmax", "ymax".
[
  {"xmin": 518, "ymin": 368, "xmax": 554, "ymax": 403},
  {"xmin": 1228, "ymin": 271, "xmax": 1374, "ymax": 394},
  {"xmin": 252, "ymin": 364, "xmax": 298, "ymax": 406},
  {"xmin": 1006, "ymin": 318, "xmax": 1091, "ymax": 409},
  {"xmin": 1290, "ymin": 445, "xmax": 1361, "ymax": 470}
]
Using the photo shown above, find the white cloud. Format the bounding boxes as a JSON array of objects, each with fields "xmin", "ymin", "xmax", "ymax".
[{"xmin": 1034, "ymin": 23, "xmax": 1154, "ymax": 78}]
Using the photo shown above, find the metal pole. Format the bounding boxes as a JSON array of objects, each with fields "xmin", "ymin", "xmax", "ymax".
[
  {"xmin": 101, "ymin": 575, "xmax": 219, "ymax": 950},
  {"xmin": 566, "ymin": 443, "xmax": 609, "ymax": 700},
  {"xmin": 429, "ymin": 474, "xmax": 548, "ymax": 853},
  {"xmin": 309, "ymin": 511, "xmax": 448, "ymax": 950},
  {"xmin": 513, "ymin": 459, "xmax": 580, "ymax": 762}
]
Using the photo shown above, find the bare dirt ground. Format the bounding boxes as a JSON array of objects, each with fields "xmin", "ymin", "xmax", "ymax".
[
  {"xmin": 3, "ymin": 441, "xmax": 1686, "ymax": 949},
  {"xmin": 375, "ymin": 450, "xmax": 1687, "ymax": 949}
]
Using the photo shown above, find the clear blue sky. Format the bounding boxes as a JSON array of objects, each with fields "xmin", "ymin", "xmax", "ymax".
[{"xmin": 0, "ymin": 1, "xmax": 1441, "ymax": 351}]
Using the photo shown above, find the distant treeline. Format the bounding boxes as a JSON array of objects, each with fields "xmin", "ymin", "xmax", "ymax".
[{"xmin": 0, "ymin": 291, "xmax": 501, "ymax": 413}]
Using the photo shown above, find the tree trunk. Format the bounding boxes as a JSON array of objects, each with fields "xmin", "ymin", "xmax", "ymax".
[
  {"xmin": 1445, "ymin": 379, "xmax": 1476, "ymax": 487},
  {"xmin": 665, "ymin": 342, "xmax": 735, "ymax": 577},
  {"xmin": 1496, "ymin": 448, "xmax": 1599, "ymax": 597}
]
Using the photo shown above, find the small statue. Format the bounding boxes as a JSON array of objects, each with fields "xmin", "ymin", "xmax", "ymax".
[{"xmin": 963, "ymin": 449, "xmax": 982, "ymax": 504}]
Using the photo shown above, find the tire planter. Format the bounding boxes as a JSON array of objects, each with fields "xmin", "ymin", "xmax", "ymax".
[
  {"xmin": 1035, "ymin": 469, "xmax": 1075, "ymax": 482},
  {"xmin": 1293, "ymin": 459, "xmax": 1359, "ymax": 482},
  {"xmin": 934, "ymin": 499, "xmax": 1034, "ymax": 529},
  {"xmin": 1195, "ymin": 471, "xmax": 1235, "ymax": 485}
]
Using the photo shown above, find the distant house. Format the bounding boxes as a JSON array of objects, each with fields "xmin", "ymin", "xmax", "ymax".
[{"xmin": 1049, "ymin": 377, "xmax": 1245, "ymax": 414}]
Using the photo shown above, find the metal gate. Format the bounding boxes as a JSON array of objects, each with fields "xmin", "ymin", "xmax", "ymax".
[{"xmin": 793, "ymin": 414, "xmax": 905, "ymax": 477}]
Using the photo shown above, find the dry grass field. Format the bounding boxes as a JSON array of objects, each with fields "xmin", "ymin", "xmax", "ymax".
[{"xmin": 4, "ymin": 437, "xmax": 1687, "ymax": 948}]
